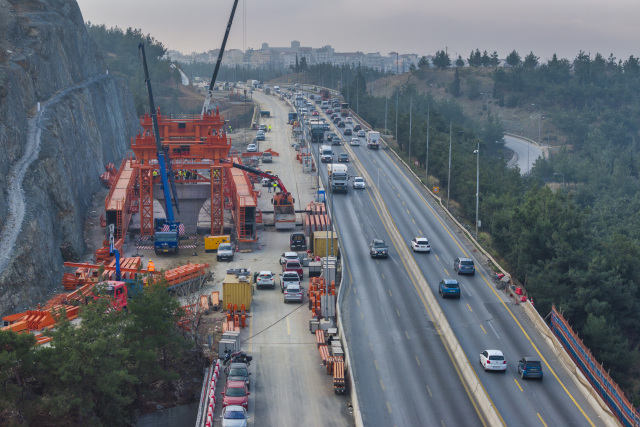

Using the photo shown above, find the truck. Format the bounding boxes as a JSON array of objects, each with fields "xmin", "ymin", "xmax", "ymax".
[
  {"xmin": 309, "ymin": 119, "xmax": 325, "ymax": 143},
  {"xmin": 288, "ymin": 112, "xmax": 298, "ymax": 124},
  {"xmin": 93, "ymin": 280, "xmax": 143, "ymax": 312},
  {"xmin": 320, "ymin": 89, "xmax": 331, "ymax": 101},
  {"xmin": 320, "ymin": 145, "xmax": 333, "ymax": 163},
  {"xmin": 327, "ymin": 164, "xmax": 349, "ymax": 193},
  {"xmin": 366, "ymin": 131, "xmax": 381, "ymax": 149},
  {"xmin": 340, "ymin": 102, "xmax": 350, "ymax": 117}
]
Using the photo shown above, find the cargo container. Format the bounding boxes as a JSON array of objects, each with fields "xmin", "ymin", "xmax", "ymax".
[
  {"xmin": 223, "ymin": 273, "xmax": 254, "ymax": 311},
  {"xmin": 312, "ymin": 231, "xmax": 340, "ymax": 258},
  {"xmin": 204, "ymin": 235, "xmax": 231, "ymax": 252}
]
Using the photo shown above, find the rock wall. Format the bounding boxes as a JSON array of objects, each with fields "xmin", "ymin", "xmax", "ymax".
[{"xmin": 0, "ymin": 0, "xmax": 139, "ymax": 315}]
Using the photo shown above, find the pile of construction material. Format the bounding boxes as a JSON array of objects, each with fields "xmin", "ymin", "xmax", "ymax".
[{"xmin": 304, "ymin": 202, "xmax": 331, "ymax": 234}]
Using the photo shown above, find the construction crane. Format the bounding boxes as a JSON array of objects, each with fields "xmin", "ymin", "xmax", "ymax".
[
  {"xmin": 138, "ymin": 42, "xmax": 182, "ymax": 254},
  {"xmin": 229, "ymin": 162, "xmax": 296, "ymax": 229},
  {"xmin": 202, "ymin": 0, "xmax": 240, "ymax": 115}
]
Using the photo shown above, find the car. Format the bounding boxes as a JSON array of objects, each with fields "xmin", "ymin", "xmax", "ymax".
[
  {"xmin": 344, "ymin": 128, "xmax": 352, "ymax": 136},
  {"xmin": 331, "ymin": 113, "xmax": 339, "ymax": 119},
  {"xmin": 282, "ymin": 258, "xmax": 303, "ymax": 279},
  {"xmin": 357, "ymin": 129, "xmax": 366, "ymax": 137},
  {"xmin": 438, "ymin": 279, "xmax": 461, "ymax": 299},
  {"xmin": 280, "ymin": 271, "xmax": 301, "ymax": 293},
  {"xmin": 217, "ymin": 243, "xmax": 234, "ymax": 262},
  {"xmin": 256, "ymin": 271, "xmax": 275, "ymax": 289},
  {"xmin": 333, "ymin": 117, "xmax": 341, "ymax": 124},
  {"xmin": 338, "ymin": 153, "xmax": 349, "ymax": 162},
  {"xmin": 518, "ymin": 357, "xmax": 543, "ymax": 380},
  {"xmin": 370, "ymin": 239, "xmax": 388, "ymax": 258},
  {"xmin": 256, "ymin": 131, "xmax": 265, "ymax": 141},
  {"xmin": 222, "ymin": 380, "xmax": 249, "ymax": 409},
  {"xmin": 280, "ymin": 251, "xmax": 299, "ymax": 265},
  {"xmin": 289, "ymin": 232, "xmax": 307, "ymax": 250},
  {"xmin": 326, "ymin": 108, "xmax": 334, "ymax": 114},
  {"xmin": 350, "ymin": 137, "xmax": 360, "ymax": 146},
  {"xmin": 337, "ymin": 121, "xmax": 346, "ymax": 128},
  {"xmin": 247, "ymin": 143, "xmax": 257, "ymax": 152},
  {"xmin": 309, "ymin": 94, "xmax": 315, "ymax": 100},
  {"xmin": 221, "ymin": 405, "xmax": 248, "ymax": 427},
  {"xmin": 312, "ymin": 110, "xmax": 319, "ymax": 116},
  {"xmin": 345, "ymin": 117, "xmax": 353, "ymax": 124},
  {"xmin": 326, "ymin": 132, "xmax": 336, "ymax": 142},
  {"xmin": 258, "ymin": 124, "xmax": 267, "ymax": 132},
  {"xmin": 227, "ymin": 362, "xmax": 251, "ymax": 389},
  {"xmin": 284, "ymin": 283, "xmax": 304, "ymax": 303},
  {"xmin": 261, "ymin": 152, "xmax": 272, "ymax": 163},
  {"xmin": 353, "ymin": 124, "xmax": 362, "ymax": 132},
  {"xmin": 454, "ymin": 257, "xmax": 476, "ymax": 275},
  {"xmin": 353, "ymin": 176, "xmax": 365, "ymax": 189},
  {"xmin": 261, "ymin": 177, "xmax": 273, "ymax": 187},
  {"xmin": 411, "ymin": 237, "xmax": 431, "ymax": 252},
  {"xmin": 479, "ymin": 350, "xmax": 507, "ymax": 372}
]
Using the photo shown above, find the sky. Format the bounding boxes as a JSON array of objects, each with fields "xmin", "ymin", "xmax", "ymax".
[{"xmin": 75, "ymin": 0, "xmax": 640, "ymax": 63}]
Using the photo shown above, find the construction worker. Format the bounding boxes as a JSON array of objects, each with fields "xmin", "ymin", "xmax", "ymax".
[
  {"xmin": 267, "ymin": 181, "xmax": 272, "ymax": 193},
  {"xmin": 272, "ymin": 181, "xmax": 278, "ymax": 192},
  {"xmin": 268, "ymin": 124, "xmax": 272, "ymax": 132},
  {"xmin": 152, "ymin": 170, "xmax": 158, "ymax": 182},
  {"xmin": 147, "ymin": 259, "xmax": 155, "ymax": 272}
]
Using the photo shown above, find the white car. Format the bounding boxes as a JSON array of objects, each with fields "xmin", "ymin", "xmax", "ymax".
[
  {"xmin": 479, "ymin": 349, "xmax": 507, "ymax": 372},
  {"xmin": 350, "ymin": 138, "xmax": 360, "ymax": 146},
  {"xmin": 256, "ymin": 271, "xmax": 275, "ymax": 289},
  {"xmin": 247, "ymin": 143, "xmax": 257, "ymax": 152},
  {"xmin": 411, "ymin": 237, "xmax": 431, "ymax": 252},
  {"xmin": 353, "ymin": 176, "xmax": 365, "ymax": 189},
  {"xmin": 221, "ymin": 405, "xmax": 248, "ymax": 427},
  {"xmin": 345, "ymin": 117, "xmax": 353, "ymax": 124},
  {"xmin": 279, "ymin": 251, "xmax": 299, "ymax": 265}
]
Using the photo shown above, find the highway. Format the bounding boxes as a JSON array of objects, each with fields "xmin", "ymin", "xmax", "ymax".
[{"xmin": 302, "ymin": 97, "xmax": 609, "ymax": 426}]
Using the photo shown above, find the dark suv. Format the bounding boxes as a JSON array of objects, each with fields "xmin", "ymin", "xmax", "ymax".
[
  {"xmin": 289, "ymin": 232, "xmax": 307, "ymax": 251},
  {"xmin": 518, "ymin": 357, "xmax": 543, "ymax": 380},
  {"xmin": 370, "ymin": 239, "xmax": 389, "ymax": 258},
  {"xmin": 454, "ymin": 257, "xmax": 475, "ymax": 275}
]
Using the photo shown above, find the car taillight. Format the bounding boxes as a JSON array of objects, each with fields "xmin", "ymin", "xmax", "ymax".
[
  {"xmin": 487, "ymin": 360, "xmax": 490, "ymax": 364},
  {"xmin": 503, "ymin": 361, "xmax": 507, "ymax": 364}
]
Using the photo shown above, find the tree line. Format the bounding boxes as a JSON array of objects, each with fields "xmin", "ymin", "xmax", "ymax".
[{"xmin": 0, "ymin": 281, "xmax": 200, "ymax": 426}]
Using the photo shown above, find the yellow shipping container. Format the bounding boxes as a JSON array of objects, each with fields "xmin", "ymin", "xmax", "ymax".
[
  {"xmin": 222, "ymin": 273, "xmax": 253, "ymax": 311},
  {"xmin": 312, "ymin": 231, "xmax": 339, "ymax": 258},
  {"xmin": 205, "ymin": 235, "xmax": 231, "ymax": 252}
]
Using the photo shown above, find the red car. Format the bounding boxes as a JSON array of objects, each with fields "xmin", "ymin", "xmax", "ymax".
[
  {"xmin": 222, "ymin": 380, "xmax": 250, "ymax": 409},
  {"xmin": 312, "ymin": 110, "xmax": 319, "ymax": 116},
  {"xmin": 282, "ymin": 258, "xmax": 303, "ymax": 279}
]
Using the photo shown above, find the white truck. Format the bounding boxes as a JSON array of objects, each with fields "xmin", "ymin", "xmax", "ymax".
[
  {"xmin": 320, "ymin": 145, "xmax": 333, "ymax": 163},
  {"xmin": 366, "ymin": 131, "xmax": 381, "ymax": 149},
  {"xmin": 327, "ymin": 164, "xmax": 349, "ymax": 193}
]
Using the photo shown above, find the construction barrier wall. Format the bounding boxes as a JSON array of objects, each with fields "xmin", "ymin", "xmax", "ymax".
[{"xmin": 551, "ymin": 305, "xmax": 639, "ymax": 426}]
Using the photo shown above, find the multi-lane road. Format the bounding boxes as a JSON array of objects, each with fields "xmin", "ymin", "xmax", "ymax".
[{"xmin": 298, "ymin": 94, "xmax": 609, "ymax": 426}]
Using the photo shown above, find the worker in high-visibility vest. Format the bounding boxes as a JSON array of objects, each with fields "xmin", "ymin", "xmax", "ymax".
[
  {"xmin": 147, "ymin": 260, "xmax": 155, "ymax": 272},
  {"xmin": 268, "ymin": 124, "xmax": 272, "ymax": 132}
]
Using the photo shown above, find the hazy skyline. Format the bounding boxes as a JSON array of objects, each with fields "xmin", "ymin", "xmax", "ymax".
[{"xmin": 76, "ymin": 0, "xmax": 640, "ymax": 63}]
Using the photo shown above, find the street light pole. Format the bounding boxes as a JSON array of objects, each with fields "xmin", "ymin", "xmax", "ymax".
[
  {"xmin": 474, "ymin": 143, "xmax": 480, "ymax": 239},
  {"xmin": 395, "ymin": 92, "xmax": 399, "ymax": 142},
  {"xmin": 425, "ymin": 104, "xmax": 430, "ymax": 186},
  {"xmin": 408, "ymin": 97, "xmax": 412, "ymax": 165},
  {"xmin": 447, "ymin": 121, "xmax": 452, "ymax": 209}
]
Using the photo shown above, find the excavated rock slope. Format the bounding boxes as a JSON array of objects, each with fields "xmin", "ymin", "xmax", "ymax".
[{"xmin": 0, "ymin": 0, "xmax": 139, "ymax": 315}]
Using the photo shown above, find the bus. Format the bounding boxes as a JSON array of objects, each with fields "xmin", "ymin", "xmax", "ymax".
[{"xmin": 340, "ymin": 103, "xmax": 349, "ymax": 117}]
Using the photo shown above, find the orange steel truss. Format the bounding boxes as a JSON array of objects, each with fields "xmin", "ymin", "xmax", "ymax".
[{"xmin": 130, "ymin": 108, "xmax": 233, "ymax": 237}]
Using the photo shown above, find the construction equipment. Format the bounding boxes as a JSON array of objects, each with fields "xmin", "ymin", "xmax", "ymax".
[
  {"xmin": 202, "ymin": 0, "xmax": 240, "ymax": 114},
  {"xmin": 228, "ymin": 162, "xmax": 296, "ymax": 229},
  {"xmin": 138, "ymin": 42, "xmax": 182, "ymax": 255}
]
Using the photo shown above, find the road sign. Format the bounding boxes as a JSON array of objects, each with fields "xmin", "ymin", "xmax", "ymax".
[
  {"xmin": 414, "ymin": 160, "xmax": 419, "ymax": 166},
  {"xmin": 433, "ymin": 187, "xmax": 440, "ymax": 193}
]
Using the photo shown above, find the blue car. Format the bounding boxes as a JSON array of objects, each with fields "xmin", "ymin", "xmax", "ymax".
[
  {"xmin": 518, "ymin": 357, "xmax": 543, "ymax": 380},
  {"xmin": 439, "ymin": 279, "xmax": 461, "ymax": 299},
  {"xmin": 454, "ymin": 257, "xmax": 475, "ymax": 275}
]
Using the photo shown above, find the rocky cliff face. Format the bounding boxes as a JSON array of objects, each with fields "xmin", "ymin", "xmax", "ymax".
[{"xmin": 0, "ymin": 0, "xmax": 139, "ymax": 315}]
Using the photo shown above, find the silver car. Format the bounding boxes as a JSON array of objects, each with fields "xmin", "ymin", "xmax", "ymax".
[
  {"xmin": 353, "ymin": 176, "xmax": 365, "ymax": 189},
  {"xmin": 284, "ymin": 284, "xmax": 304, "ymax": 303}
]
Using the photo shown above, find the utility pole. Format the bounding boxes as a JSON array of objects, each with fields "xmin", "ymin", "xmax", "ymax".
[
  {"xmin": 474, "ymin": 142, "xmax": 480, "ymax": 239},
  {"xmin": 384, "ymin": 97, "xmax": 388, "ymax": 136}
]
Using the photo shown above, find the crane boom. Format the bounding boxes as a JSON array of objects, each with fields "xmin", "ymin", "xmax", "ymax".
[
  {"xmin": 138, "ymin": 42, "xmax": 180, "ymax": 218},
  {"xmin": 230, "ymin": 161, "xmax": 289, "ymax": 196},
  {"xmin": 202, "ymin": 0, "xmax": 240, "ymax": 114}
]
